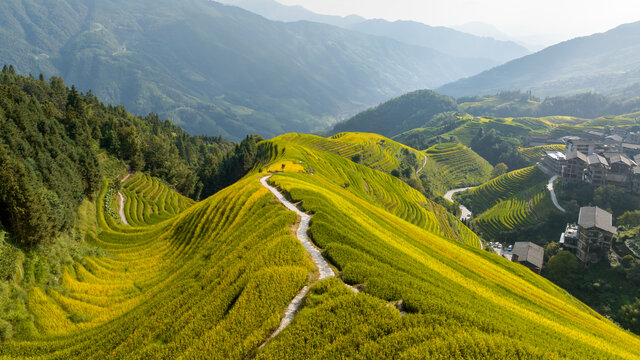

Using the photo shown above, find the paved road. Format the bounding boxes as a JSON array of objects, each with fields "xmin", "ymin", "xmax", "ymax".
[
  {"xmin": 491, "ymin": 244, "xmax": 513, "ymax": 260},
  {"xmin": 547, "ymin": 176, "xmax": 566, "ymax": 213},
  {"xmin": 444, "ymin": 187, "xmax": 474, "ymax": 221},
  {"xmin": 118, "ymin": 174, "xmax": 132, "ymax": 226}
]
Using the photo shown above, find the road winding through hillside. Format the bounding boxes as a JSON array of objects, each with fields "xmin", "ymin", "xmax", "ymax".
[
  {"xmin": 416, "ymin": 155, "xmax": 428, "ymax": 174},
  {"xmin": 118, "ymin": 174, "xmax": 132, "ymax": 226},
  {"xmin": 547, "ymin": 176, "xmax": 566, "ymax": 213},
  {"xmin": 444, "ymin": 187, "xmax": 473, "ymax": 221},
  {"xmin": 259, "ymin": 175, "xmax": 337, "ymax": 344}
]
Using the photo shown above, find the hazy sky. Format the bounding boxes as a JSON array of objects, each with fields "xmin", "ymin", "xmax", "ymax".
[{"xmin": 277, "ymin": 0, "xmax": 640, "ymax": 45}]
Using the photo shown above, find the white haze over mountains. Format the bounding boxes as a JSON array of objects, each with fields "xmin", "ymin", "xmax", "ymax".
[{"xmin": 276, "ymin": 0, "xmax": 640, "ymax": 48}]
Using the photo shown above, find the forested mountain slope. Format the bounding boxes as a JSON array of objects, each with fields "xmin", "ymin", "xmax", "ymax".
[
  {"xmin": 331, "ymin": 90, "xmax": 459, "ymax": 138},
  {"xmin": 438, "ymin": 21, "xmax": 640, "ymax": 98},
  {"xmin": 2, "ymin": 131, "xmax": 640, "ymax": 358},
  {"xmin": 0, "ymin": 69, "xmax": 245, "ymax": 247},
  {"xmin": 0, "ymin": 0, "xmax": 483, "ymax": 140}
]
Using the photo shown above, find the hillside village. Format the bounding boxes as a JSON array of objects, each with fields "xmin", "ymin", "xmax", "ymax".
[
  {"xmin": 539, "ymin": 132, "xmax": 640, "ymax": 192},
  {"xmin": 484, "ymin": 128, "xmax": 640, "ymax": 271}
]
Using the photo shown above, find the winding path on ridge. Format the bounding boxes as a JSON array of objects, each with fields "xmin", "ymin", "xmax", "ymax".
[
  {"xmin": 259, "ymin": 175, "xmax": 343, "ymax": 346},
  {"xmin": 118, "ymin": 173, "xmax": 132, "ymax": 226}
]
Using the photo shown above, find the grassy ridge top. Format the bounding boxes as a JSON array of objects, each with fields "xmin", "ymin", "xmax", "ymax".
[
  {"xmin": 279, "ymin": 132, "xmax": 426, "ymax": 172},
  {"xmin": 263, "ymin": 133, "xmax": 479, "ymax": 247},
  {"xmin": 2, "ymin": 133, "xmax": 639, "ymax": 358}
]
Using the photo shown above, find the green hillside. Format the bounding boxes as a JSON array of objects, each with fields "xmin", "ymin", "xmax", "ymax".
[
  {"xmin": 263, "ymin": 133, "xmax": 478, "ymax": 246},
  {"xmin": 331, "ymin": 90, "xmax": 459, "ymax": 138},
  {"xmin": 424, "ymin": 142, "xmax": 493, "ymax": 189},
  {"xmin": 2, "ymin": 133, "xmax": 640, "ymax": 358},
  {"xmin": 338, "ymin": 87, "xmax": 640, "ymax": 148},
  {"xmin": 458, "ymin": 91, "xmax": 640, "ymax": 119}
]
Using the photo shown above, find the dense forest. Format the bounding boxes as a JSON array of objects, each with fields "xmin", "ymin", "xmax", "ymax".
[
  {"xmin": 0, "ymin": 67, "xmax": 258, "ymax": 246},
  {"xmin": 469, "ymin": 128, "xmax": 528, "ymax": 169}
]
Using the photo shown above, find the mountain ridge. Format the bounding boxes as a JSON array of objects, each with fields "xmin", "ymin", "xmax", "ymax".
[
  {"xmin": 219, "ymin": 0, "xmax": 530, "ymax": 66},
  {"xmin": 0, "ymin": 0, "xmax": 490, "ymax": 140},
  {"xmin": 438, "ymin": 21, "xmax": 640, "ymax": 98}
]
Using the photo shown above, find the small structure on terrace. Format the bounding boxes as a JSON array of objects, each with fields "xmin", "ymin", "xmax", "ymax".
[
  {"xmin": 560, "ymin": 206, "xmax": 617, "ymax": 265},
  {"xmin": 512, "ymin": 242, "xmax": 544, "ymax": 274}
]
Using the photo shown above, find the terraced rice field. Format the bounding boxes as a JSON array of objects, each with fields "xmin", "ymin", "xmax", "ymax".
[
  {"xmin": 425, "ymin": 142, "xmax": 493, "ymax": 188},
  {"xmin": 277, "ymin": 132, "xmax": 426, "ymax": 172},
  {"xmin": 260, "ymin": 134, "xmax": 481, "ymax": 248},
  {"xmin": 475, "ymin": 186, "xmax": 556, "ymax": 238},
  {"xmin": 445, "ymin": 117, "xmax": 550, "ymax": 145},
  {"xmin": 118, "ymin": 174, "xmax": 194, "ymax": 226},
  {"xmin": 519, "ymin": 144, "xmax": 567, "ymax": 164},
  {"xmin": 457, "ymin": 165, "xmax": 560, "ymax": 238},
  {"xmin": 3, "ymin": 133, "xmax": 640, "ymax": 359},
  {"xmin": 1, "ymin": 175, "xmax": 316, "ymax": 358},
  {"xmin": 458, "ymin": 166, "xmax": 549, "ymax": 215}
]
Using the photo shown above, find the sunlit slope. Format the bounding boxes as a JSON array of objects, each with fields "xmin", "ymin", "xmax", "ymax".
[
  {"xmin": 425, "ymin": 142, "xmax": 493, "ymax": 188},
  {"xmin": 0, "ymin": 176, "xmax": 314, "ymax": 358},
  {"xmin": 279, "ymin": 132, "xmax": 427, "ymax": 172},
  {"xmin": 254, "ymin": 139, "xmax": 640, "ymax": 359},
  {"xmin": 267, "ymin": 133, "xmax": 480, "ymax": 247},
  {"xmin": 3, "ymin": 135, "xmax": 640, "ymax": 359}
]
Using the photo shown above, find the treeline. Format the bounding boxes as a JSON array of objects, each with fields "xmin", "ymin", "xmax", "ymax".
[
  {"xmin": 470, "ymin": 128, "xmax": 527, "ymax": 169},
  {"xmin": 332, "ymin": 90, "xmax": 459, "ymax": 138},
  {"xmin": 460, "ymin": 90, "xmax": 640, "ymax": 119},
  {"xmin": 0, "ymin": 67, "xmax": 257, "ymax": 245}
]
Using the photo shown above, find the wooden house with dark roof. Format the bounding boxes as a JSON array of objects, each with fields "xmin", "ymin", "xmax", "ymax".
[{"xmin": 512, "ymin": 242, "xmax": 544, "ymax": 273}]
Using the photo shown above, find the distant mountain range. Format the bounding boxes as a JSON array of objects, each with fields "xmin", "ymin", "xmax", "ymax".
[
  {"xmin": 215, "ymin": 0, "xmax": 367, "ymax": 27},
  {"xmin": 438, "ymin": 21, "xmax": 640, "ymax": 98},
  {"xmin": 0, "ymin": 0, "xmax": 493, "ymax": 140},
  {"xmin": 220, "ymin": 0, "xmax": 530, "ymax": 67}
]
